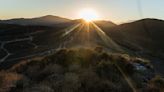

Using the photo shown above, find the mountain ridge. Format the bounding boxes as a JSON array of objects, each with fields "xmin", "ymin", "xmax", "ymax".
[{"xmin": 0, "ymin": 15, "xmax": 71, "ymax": 26}]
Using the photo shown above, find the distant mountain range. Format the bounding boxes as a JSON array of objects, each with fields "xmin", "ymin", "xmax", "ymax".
[{"xmin": 0, "ymin": 15, "xmax": 71, "ymax": 26}]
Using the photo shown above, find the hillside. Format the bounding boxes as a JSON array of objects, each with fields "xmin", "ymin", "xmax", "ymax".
[
  {"xmin": 0, "ymin": 19, "xmax": 119, "ymax": 69},
  {"xmin": 94, "ymin": 20, "xmax": 117, "ymax": 28},
  {"xmin": 0, "ymin": 48, "xmax": 163, "ymax": 92},
  {"xmin": 108, "ymin": 19, "xmax": 164, "ymax": 52}
]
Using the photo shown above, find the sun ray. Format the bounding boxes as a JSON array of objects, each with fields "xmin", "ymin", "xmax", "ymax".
[
  {"xmin": 59, "ymin": 23, "xmax": 88, "ymax": 48},
  {"xmin": 84, "ymin": 22, "xmax": 91, "ymax": 46},
  {"xmin": 114, "ymin": 62, "xmax": 137, "ymax": 92},
  {"xmin": 90, "ymin": 21, "xmax": 137, "ymax": 91},
  {"xmin": 90, "ymin": 22, "xmax": 123, "ymax": 51},
  {"xmin": 62, "ymin": 23, "xmax": 81, "ymax": 37},
  {"xmin": 57, "ymin": 23, "xmax": 81, "ymax": 48},
  {"xmin": 89, "ymin": 22, "xmax": 137, "ymax": 92},
  {"xmin": 75, "ymin": 23, "xmax": 85, "ymax": 34}
]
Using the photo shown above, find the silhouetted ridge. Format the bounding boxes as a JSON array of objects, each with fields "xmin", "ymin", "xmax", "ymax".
[
  {"xmin": 0, "ymin": 15, "xmax": 71, "ymax": 26},
  {"xmin": 107, "ymin": 18, "xmax": 164, "ymax": 53}
]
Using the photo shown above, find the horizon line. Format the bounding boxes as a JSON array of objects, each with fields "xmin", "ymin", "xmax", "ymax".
[{"xmin": 0, "ymin": 14, "xmax": 163, "ymax": 24}]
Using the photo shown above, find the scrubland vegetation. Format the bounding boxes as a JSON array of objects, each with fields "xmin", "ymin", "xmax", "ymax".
[{"xmin": 0, "ymin": 47, "xmax": 163, "ymax": 92}]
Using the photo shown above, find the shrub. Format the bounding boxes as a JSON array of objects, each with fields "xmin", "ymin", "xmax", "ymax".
[
  {"xmin": 145, "ymin": 76, "xmax": 164, "ymax": 92},
  {"xmin": 0, "ymin": 71, "xmax": 21, "ymax": 92},
  {"xmin": 0, "ymin": 48, "xmax": 158, "ymax": 92}
]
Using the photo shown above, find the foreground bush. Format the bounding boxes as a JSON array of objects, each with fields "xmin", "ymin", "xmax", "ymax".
[{"xmin": 0, "ymin": 48, "xmax": 162, "ymax": 92}]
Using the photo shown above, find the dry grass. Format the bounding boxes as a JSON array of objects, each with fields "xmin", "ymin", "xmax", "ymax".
[{"xmin": 0, "ymin": 47, "xmax": 162, "ymax": 92}]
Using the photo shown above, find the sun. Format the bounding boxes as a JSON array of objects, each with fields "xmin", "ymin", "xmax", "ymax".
[{"xmin": 79, "ymin": 8, "xmax": 99, "ymax": 22}]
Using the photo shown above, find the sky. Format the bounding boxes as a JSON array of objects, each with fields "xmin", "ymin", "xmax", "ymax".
[{"xmin": 0, "ymin": 0, "xmax": 164, "ymax": 23}]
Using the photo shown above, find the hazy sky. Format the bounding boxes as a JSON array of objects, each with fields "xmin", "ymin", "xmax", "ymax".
[{"xmin": 0, "ymin": 0, "xmax": 164, "ymax": 23}]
